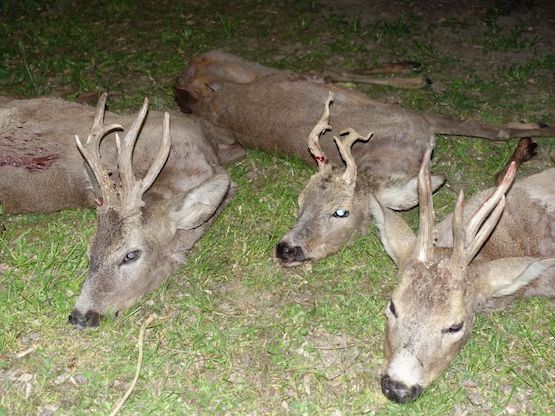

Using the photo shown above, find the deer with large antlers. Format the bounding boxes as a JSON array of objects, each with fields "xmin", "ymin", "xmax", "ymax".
[
  {"xmin": 1, "ymin": 94, "xmax": 237, "ymax": 328},
  {"xmin": 175, "ymin": 50, "xmax": 553, "ymax": 266},
  {"xmin": 72, "ymin": 95, "xmax": 235, "ymax": 328},
  {"xmin": 368, "ymin": 141, "xmax": 554, "ymax": 403}
]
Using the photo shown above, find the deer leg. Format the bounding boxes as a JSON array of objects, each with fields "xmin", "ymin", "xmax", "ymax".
[
  {"xmin": 318, "ymin": 61, "xmax": 430, "ymax": 90},
  {"xmin": 353, "ymin": 61, "xmax": 423, "ymax": 75},
  {"xmin": 215, "ymin": 143, "xmax": 247, "ymax": 166},
  {"xmin": 494, "ymin": 138, "xmax": 537, "ymax": 185},
  {"xmin": 321, "ymin": 70, "xmax": 431, "ymax": 89}
]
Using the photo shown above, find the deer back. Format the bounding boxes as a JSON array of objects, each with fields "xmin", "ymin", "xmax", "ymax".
[
  {"xmin": 0, "ymin": 96, "xmax": 229, "ymax": 213},
  {"xmin": 436, "ymin": 168, "xmax": 555, "ymax": 260},
  {"xmin": 176, "ymin": 50, "xmax": 555, "ymax": 182},
  {"xmin": 176, "ymin": 51, "xmax": 432, "ymax": 180}
]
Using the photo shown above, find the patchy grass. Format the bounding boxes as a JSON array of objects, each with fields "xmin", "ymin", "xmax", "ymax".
[{"xmin": 1, "ymin": 0, "xmax": 554, "ymax": 415}]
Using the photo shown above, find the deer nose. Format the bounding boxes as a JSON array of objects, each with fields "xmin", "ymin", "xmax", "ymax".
[
  {"xmin": 68, "ymin": 309, "xmax": 100, "ymax": 329},
  {"xmin": 276, "ymin": 241, "xmax": 306, "ymax": 264},
  {"xmin": 380, "ymin": 374, "xmax": 422, "ymax": 404}
]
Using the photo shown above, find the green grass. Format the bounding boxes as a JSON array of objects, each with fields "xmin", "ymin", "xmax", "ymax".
[{"xmin": 1, "ymin": 0, "xmax": 554, "ymax": 414}]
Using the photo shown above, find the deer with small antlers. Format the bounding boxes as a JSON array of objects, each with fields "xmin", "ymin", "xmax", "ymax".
[
  {"xmin": 276, "ymin": 92, "xmax": 379, "ymax": 265},
  {"xmin": 174, "ymin": 50, "xmax": 555, "ymax": 266},
  {"xmin": 367, "ymin": 141, "xmax": 554, "ymax": 403},
  {"xmin": 1, "ymin": 94, "xmax": 237, "ymax": 328}
]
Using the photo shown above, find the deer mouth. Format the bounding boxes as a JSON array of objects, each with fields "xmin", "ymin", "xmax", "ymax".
[{"xmin": 278, "ymin": 258, "xmax": 311, "ymax": 268}]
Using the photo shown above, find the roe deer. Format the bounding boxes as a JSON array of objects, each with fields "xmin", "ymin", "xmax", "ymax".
[
  {"xmin": 174, "ymin": 50, "xmax": 555, "ymax": 266},
  {"xmin": 368, "ymin": 141, "xmax": 554, "ymax": 403},
  {"xmin": 1, "ymin": 94, "xmax": 237, "ymax": 328}
]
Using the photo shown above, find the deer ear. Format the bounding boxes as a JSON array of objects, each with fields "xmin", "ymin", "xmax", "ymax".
[
  {"xmin": 378, "ymin": 174, "xmax": 445, "ymax": 210},
  {"xmin": 171, "ymin": 174, "xmax": 230, "ymax": 230},
  {"xmin": 473, "ymin": 257, "xmax": 555, "ymax": 299},
  {"xmin": 368, "ymin": 193, "xmax": 416, "ymax": 267}
]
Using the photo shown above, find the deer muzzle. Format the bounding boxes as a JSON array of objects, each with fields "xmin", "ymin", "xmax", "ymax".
[
  {"xmin": 276, "ymin": 241, "xmax": 307, "ymax": 266},
  {"xmin": 68, "ymin": 309, "xmax": 100, "ymax": 330},
  {"xmin": 380, "ymin": 374, "xmax": 423, "ymax": 404}
]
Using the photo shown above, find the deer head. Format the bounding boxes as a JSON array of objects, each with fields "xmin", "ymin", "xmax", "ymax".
[
  {"xmin": 371, "ymin": 141, "xmax": 555, "ymax": 403},
  {"xmin": 276, "ymin": 92, "xmax": 375, "ymax": 266},
  {"xmin": 69, "ymin": 93, "xmax": 231, "ymax": 329}
]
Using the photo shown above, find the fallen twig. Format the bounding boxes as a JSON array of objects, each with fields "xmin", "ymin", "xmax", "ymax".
[{"xmin": 109, "ymin": 314, "xmax": 155, "ymax": 416}]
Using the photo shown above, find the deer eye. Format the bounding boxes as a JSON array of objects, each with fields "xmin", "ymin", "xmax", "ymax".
[
  {"xmin": 388, "ymin": 301, "xmax": 397, "ymax": 318},
  {"xmin": 442, "ymin": 321, "xmax": 464, "ymax": 334},
  {"xmin": 333, "ymin": 209, "xmax": 350, "ymax": 218},
  {"xmin": 122, "ymin": 250, "xmax": 141, "ymax": 265}
]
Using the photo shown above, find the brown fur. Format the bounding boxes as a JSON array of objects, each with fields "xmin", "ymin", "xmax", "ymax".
[
  {"xmin": 0, "ymin": 96, "xmax": 245, "ymax": 214},
  {"xmin": 175, "ymin": 50, "xmax": 555, "ymax": 172}
]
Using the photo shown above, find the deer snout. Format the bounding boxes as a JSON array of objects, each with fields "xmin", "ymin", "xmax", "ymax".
[
  {"xmin": 380, "ymin": 374, "xmax": 422, "ymax": 404},
  {"xmin": 276, "ymin": 241, "xmax": 306, "ymax": 266},
  {"xmin": 68, "ymin": 309, "xmax": 100, "ymax": 330}
]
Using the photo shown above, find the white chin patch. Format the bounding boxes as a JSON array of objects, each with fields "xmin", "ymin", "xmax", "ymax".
[{"xmin": 387, "ymin": 349, "xmax": 423, "ymax": 387}]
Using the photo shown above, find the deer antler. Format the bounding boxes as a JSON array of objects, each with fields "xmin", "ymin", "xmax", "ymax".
[
  {"xmin": 308, "ymin": 92, "xmax": 334, "ymax": 170},
  {"xmin": 76, "ymin": 94, "xmax": 171, "ymax": 211},
  {"xmin": 334, "ymin": 128, "xmax": 373, "ymax": 185},
  {"xmin": 450, "ymin": 161, "xmax": 516, "ymax": 269},
  {"xmin": 115, "ymin": 98, "xmax": 172, "ymax": 211},
  {"xmin": 414, "ymin": 138, "xmax": 435, "ymax": 265},
  {"xmin": 75, "ymin": 92, "xmax": 123, "ymax": 207}
]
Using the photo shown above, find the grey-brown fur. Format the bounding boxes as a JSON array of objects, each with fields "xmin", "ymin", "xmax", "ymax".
[
  {"xmin": 175, "ymin": 50, "xmax": 555, "ymax": 265},
  {"xmin": 436, "ymin": 169, "xmax": 555, "ymax": 260}
]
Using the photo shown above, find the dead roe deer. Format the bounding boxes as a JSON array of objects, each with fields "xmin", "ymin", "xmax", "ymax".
[
  {"xmin": 1, "ymin": 94, "xmax": 239, "ymax": 328},
  {"xmin": 369, "ymin": 141, "xmax": 554, "ymax": 403}
]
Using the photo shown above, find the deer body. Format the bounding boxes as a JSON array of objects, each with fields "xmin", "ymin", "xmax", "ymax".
[
  {"xmin": 175, "ymin": 50, "xmax": 555, "ymax": 266},
  {"xmin": 176, "ymin": 50, "xmax": 555, "ymax": 169},
  {"xmin": 1, "ymin": 95, "xmax": 238, "ymax": 328},
  {"xmin": 370, "ymin": 144, "xmax": 554, "ymax": 403},
  {"xmin": 0, "ymin": 96, "xmax": 242, "ymax": 214}
]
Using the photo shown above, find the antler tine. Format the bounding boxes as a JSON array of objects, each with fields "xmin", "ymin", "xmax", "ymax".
[
  {"xmin": 414, "ymin": 138, "xmax": 435, "ymax": 264},
  {"xmin": 308, "ymin": 91, "xmax": 334, "ymax": 170},
  {"xmin": 334, "ymin": 128, "xmax": 373, "ymax": 185},
  {"xmin": 115, "ymin": 97, "xmax": 150, "ymax": 209},
  {"xmin": 466, "ymin": 196, "xmax": 506, "ymax": 262},
  {"xmin": 466, "ymin": 162, "xmax": 516, "ymax": 238},
  {"xmin": 462, "ymin": 161, "xmax": 516, "ymax": 263},
  {"xmin": 139, "ymin": 112, "xmax": 171, "ymax": 195},
  {"xmin": 85, "ymin": 93, "xmax": 123, "ymax": 145},
  {"xmin": 115, "ymin": 101, "xmax": 172, "ymax": 210},
  {"xmin": 75, "ymin": 92, "xmax": 123, "ymax": 207},
  {"xmin": 449, "ymin": 190, "xmax": 466, "ymax": 269}
]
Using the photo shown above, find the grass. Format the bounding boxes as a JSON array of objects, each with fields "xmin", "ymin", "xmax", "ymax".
[{"xmin": 1, "ymin": 0, "xmax": 554, "ymax": 414}]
